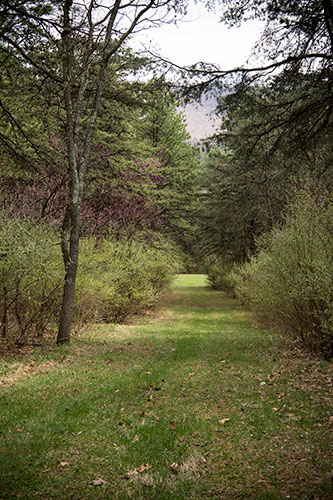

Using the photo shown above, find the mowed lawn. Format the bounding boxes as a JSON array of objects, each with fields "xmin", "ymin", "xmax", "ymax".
[{"xmin": 0, "ymin": 274, "xmax": 332, "ymax": 500}]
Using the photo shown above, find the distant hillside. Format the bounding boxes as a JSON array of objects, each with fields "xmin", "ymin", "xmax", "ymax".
[{"xmin": 180, "ymin": 95, "xmax": 220, "ymax": 143}]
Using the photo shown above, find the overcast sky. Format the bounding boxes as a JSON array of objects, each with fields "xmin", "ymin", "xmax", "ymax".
[{"xmin": 135, "ymin": 2, "xmax": 264, "ymax": 68}]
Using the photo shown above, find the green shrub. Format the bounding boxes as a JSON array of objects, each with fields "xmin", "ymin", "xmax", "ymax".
[
  {"xmin": 0, "ymin": 215, "xmax": 176, "ymax": 344},
  {"xmin": 233, "ymin": 188, "xmax": 333, "ymax": 358},
  {"xmin": 75, "ymin": 238, "xmax": 176, "ymax": 325},
  {"xmin": 228, "ymin": 260, "xmax": 258, "ymax": 304},
  {"xmin": 0, "ymin": 215, "xmax": 63, "ymax": 344},
  {"xmin": 178, "ymin": 253, "xmax": 205, "ymax": 274},
  {"xmin": 206, "ymin": 257, "xmax": 235, "ymax": 294}
]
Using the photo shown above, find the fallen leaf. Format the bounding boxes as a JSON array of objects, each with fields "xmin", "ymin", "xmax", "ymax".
[
  {"xmin": 169, "ymin": 421, "xmax": 178, "ymax": 430},
  {"xmin": 272, "ymin": 408, "xmax": 279, "ymax": 412},
  {"xmin": 137, "ymin": 464, "xmax": 152, "ymax": 473},
  {"xmin": 189, "ymin": 372, "xmax": 195, "ymax": 377},
  {"xmin": 170, "ymin": 462, "xmax": 179, "ymax": 474},
  {"xmin": 89, "ymin": 478, "xmax": 107, "ymax": 486},
  {"xmin": 219, "ymin": 418, "xmax": 230, "ymax": 424},
  {"xmin": 145, "ymin": 371, "xmax": 152, "ymax": 375},
  {"xmin": 59, "ymin": 461, "xmax": 69, "ymax": 467},
  {"xmin": 127, "ymin": 470, "xmax": 139, "ymax": 478}
]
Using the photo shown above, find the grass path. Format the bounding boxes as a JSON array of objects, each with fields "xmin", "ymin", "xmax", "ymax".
[{"xmin": 0, "ymin": 274, "xmax": 332, "ymax": 499}]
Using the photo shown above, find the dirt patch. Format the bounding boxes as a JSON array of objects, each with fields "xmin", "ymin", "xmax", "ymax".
[{"xmin": 0, "ymin": 360, "xmax": 61, "ymax": 386}]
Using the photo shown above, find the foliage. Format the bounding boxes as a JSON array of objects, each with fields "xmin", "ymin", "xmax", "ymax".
[
  {"xmin": 232, "ymin": 187, "xmax": 333, "ymax": 358},
  {"xmin": 0, "ymin": 215, "xmax": 63, "ymax": 344},
  {"xmin": 0, "ymin": 36, "xmax": 198, "ymax": 345},
  {"xmin": 0, "ymin": 65, "xmax": 199, "ymax": 242},
  {"xmin": 226, "ymin": 260, "xmax": 257, "ymax": 305},
  {"xmin": 197, "ymin": 147, "xmax": 279, "ymax": 261},
  {"xmin": 218, "ymin": 0, "xmax": 333, "ymax": 65},
  {"xmin": 136, "ymin": 85, "xmax": 201, "ymax": 246},
  {"xmin": 198, "ymin": 69, "xmax": 333, "ymax": 261},
  {"xmin": 74, "ymin": 238, "xmax": 177, "ymax": 325},
  {"xmin": 217, "ymin": 75, "xmax": 333, "ymax": 182},
  {"xmin": 195, "ymin": 0, "xmax": 333, "ymax": 263},
  {"xmin": 0, "ymin": 211, "xmax": 177, "ymax": 344},
  {"xmin": 176, "ymin": 251, "xmax": 206, "ymax": 274},
  {"xmin": 206, "ymin": 257, "xmax": 235, "ymax": 294},
  {"xmin": 81, "ymin": 158, "xmax": 165, "ymax": 238}
]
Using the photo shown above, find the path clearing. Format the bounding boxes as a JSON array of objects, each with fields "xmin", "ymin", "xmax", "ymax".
[{"xmin": 0, "ymin": 274, "xmax": 332, "ymax": 500}]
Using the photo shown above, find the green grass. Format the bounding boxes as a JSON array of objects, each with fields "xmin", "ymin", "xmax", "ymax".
[{"xmin": 0, "ymin": 274, "xmax": 332, "ymax": 499}]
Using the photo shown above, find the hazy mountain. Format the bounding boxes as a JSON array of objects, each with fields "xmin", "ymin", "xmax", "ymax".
[{"xmin": 180, "ymin": 95, "xmax": 220, "ymax": 143}]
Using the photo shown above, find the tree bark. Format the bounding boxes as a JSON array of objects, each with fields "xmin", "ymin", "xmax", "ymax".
[
  {"xmin": 56, "ymin": 213, "xmax": 80, "ymax": 344},
  {"xmin": 2, "ymin": 282, "xmax": 8, "ymax": 338}
]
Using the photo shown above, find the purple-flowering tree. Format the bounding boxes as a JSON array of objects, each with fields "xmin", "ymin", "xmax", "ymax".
[
  {"xmin": 82, "ymin": 158, "xmax": 166, "ymax": 237},
  {"xmin": 2, "ymin": 135, "xmax": 166, "ymax": 237}
]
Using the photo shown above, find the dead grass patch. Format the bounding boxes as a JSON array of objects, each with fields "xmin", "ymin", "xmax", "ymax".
[
  {"xmin": 211, "ymin": 312, "xmax": 228, "ymax": 319},
  {"xmin": 0, "ymin": 359, "xmax": 62, "ymax": 386}
]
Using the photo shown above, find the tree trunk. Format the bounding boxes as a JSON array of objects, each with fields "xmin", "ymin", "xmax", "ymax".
[
  {"xmin": 56, "ymin": 203, "xmax": 80, "ymax": 344},
  {"xmin": 56, "ymin": 257, "xmax": 78, "ymax": 344},
  {"xmin": 2, "ymin": 282, "xmax": 8, "ymax": 338}
]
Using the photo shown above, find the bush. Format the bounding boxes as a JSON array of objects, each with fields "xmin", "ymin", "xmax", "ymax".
[
  {"xmin": 177, "ymin": 252, "xmax": 205, "ymax": 274},
  {"xmin": 74, "ymin": 238, "xmax": 176, "ymax": 325},
  {"xmin": 206, "ymin": 257, "xmax": 235, "ymax": 294},
  {"xmin": 0, "ymin": 214, "xmax": 176, "ymax": 344},
  {"xmin": 227, "ymin": 260, "xmax": 258, "ymax": 304},
  {"xmin": 0, "ymin": 215, "xmax": 63, "ymax": 344},
  {"xmin": 232, "ymin": 188, "xmax": 333, "ymax": 358}
]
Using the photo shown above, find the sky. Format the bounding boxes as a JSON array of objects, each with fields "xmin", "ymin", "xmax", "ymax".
[{"xmin": 135, "ymin": 2, "xmax": 264, "ymax": 69}]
